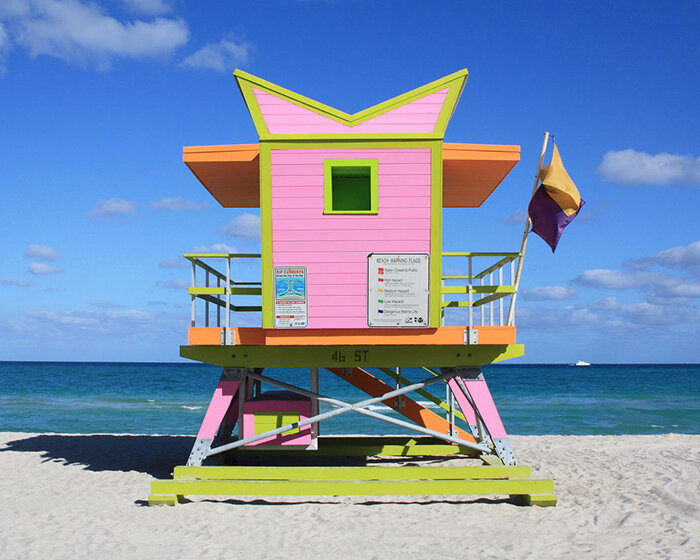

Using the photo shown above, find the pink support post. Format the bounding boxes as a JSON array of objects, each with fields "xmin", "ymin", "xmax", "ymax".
[
  {"xmin": 196, "ymin": 380, "xmax": 241, "ymax": 439},
  {"xmin": 446, "ymin": 378, "xmax": 477, "ymax": 427},
  {"xmin": 461, "ymin": 378, "xmax": 507, "ymax": 439}
]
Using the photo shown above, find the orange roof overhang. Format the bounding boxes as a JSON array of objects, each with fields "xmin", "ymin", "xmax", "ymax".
[{"xmin": 183, "ymin": 143, "xmax": 519, "ymax": 208}]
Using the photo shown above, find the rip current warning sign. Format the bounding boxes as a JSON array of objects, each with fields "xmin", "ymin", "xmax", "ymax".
[
  {"xmin": 367, "ymin": 254, "xmax": 429, "ymax": 327},
  {"xmin": 273, "ymin": 266, "xmax": 308, "ymax": 328}
]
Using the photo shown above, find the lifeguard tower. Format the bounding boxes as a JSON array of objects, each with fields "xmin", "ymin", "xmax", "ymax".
[{"xmin": 148, "ymin": 69, "xmax": 556, "ymax": 506}]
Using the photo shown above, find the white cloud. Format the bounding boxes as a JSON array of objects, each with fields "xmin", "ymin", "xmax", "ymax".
[
  {"xmin": 88, "ymin": 197, "xmax": 137, "ymax": 219},
  {"xmin": 1, "ymin": 0, "xmax": 188, "ymax": 71},
  {"xmin": 157, "ymin": 278, "xmax": 187, "ymax": 289},
  {"xmin": 0, "ymin": 278, "xmax": 32, "ymax": 287},
  {"xmin": 181, "ymin": 38, "xmax": 251, "ymax": 72},
  {"xmin": 189, "ymin": 243, "xmax": 238, "ymax": 254},
  {"xmin": 634, "ymin": 240, "xmax": 700, "ymax": 277},
  {"xmin": 521, "ymin": 286, "xmax": 577, "ymax": 301},
  {"xmin": 500, "ymin": 209, "xmax": 528, "ymax": 225},
  {"xmin": 25, "ymin": 308, "xmax": 154, "ymax": 330},
  {"xmin": 28, "ymin": 262, "xmax": 63, "ymax": 275},
  {"xmin": 219, "ymin": 213, "xmax": 260, "ymax": 238},
  {"xmin": 151, "ymin": 197, "xmax": 208, "ymax": 211},
  {"xmin": 158, "ymin": 258, "xmax": 187, "ymax": 269},
  {"xmin": 24, "ymin": 243, "xmax": 59, "ymax": 261},
  {"xmin": 120, "ymin": 0, "xmax": 172, "ymax": 15},
  {"xmin": 0, "ymin": 22, "xmax": 8, "ymax": 74},
  {"xmin": 598, "ymin": 149, "xmax": 700, "ymax": 186},
  {"xmin": 90, "ymin": 301, "xmax": 124, "ymax": 308},
  {"xmin": 573, "ymin": 268, "xmax": 700, "ymax": 299}
]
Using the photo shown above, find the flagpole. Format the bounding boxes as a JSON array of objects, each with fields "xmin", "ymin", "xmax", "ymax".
[{"xmin": 506, "ymin": 131, "xmax": 551, "ymax": 326}]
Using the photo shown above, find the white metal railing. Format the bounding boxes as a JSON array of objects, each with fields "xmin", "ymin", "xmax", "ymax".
[
  {"xmin": 186, "ymin": 253, "xmax": 262, "ymax": 343},
  {"xmin": 441, "ymin": 252, "xmax": 520, "ymax": 331}
]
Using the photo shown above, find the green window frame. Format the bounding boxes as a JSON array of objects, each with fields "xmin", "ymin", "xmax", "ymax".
[{"xmin": 323, "ymin": 159, "xmax": 378, "ymax": 214}]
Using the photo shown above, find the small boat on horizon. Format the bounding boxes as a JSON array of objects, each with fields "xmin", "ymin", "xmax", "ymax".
[{"xmin": 572, "ymin": 360, "xmax": 591, "ymax": 366}]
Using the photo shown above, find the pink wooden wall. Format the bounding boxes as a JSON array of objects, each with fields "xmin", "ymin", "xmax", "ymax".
[
  {"xmin": 271, "ymin": 149, "xmax": 431, "ymax": 329},
  {"xmin": 254, "ymin": 88, "xmax": 448, "ymax": 134}
]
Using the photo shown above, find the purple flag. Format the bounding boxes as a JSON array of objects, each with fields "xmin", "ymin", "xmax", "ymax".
[{"xmin": 528, "ymin": 185, "xmax": 585, "ymax": 252}]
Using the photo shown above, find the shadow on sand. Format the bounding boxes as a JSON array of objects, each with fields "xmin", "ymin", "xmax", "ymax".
[{"xmin": 1, "ymin": 434, "xmax": 194, "ymax": 478}]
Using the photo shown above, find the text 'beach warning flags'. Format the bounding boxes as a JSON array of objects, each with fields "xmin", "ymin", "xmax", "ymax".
[{"xmin": 528, "ymin": 142, "xmax": 584, "ymax": 252}]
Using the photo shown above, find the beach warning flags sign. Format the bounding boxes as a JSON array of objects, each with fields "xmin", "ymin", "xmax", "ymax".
[{"xmin": 527, "ymin": 142, "xmax": 584, "ymax": 252}]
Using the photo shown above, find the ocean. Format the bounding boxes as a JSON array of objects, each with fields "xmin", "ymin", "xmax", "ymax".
[{"xmin": 1, "ymin": 361, "xmax": 699, "ymax": 436}]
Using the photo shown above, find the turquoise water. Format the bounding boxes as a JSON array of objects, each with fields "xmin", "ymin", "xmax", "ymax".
[{"xmin": 1, "ymin": 361, "xmax": 698, "ymax": 435}]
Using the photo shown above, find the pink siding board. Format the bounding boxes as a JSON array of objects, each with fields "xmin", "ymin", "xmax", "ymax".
[
  {"xmin": 309, "ymin": 284, "xmax": 367, "ymax": 296},
  {"xmin": 271, "ymin": 151, "xmax": 431, "ymax": 165},
  {"xmin": 310, "ymin": 306, "xmax": 367, "ymax": 317},
  {"xmin": 275, "ymin": 240, "xmax": 428, "ymax": 253},
  {"xmin": 271, "ymin": 148, "xmax": 432, "ymax": 329},
  {"xmin": 275, "ymin": 229, "xmax": 430, "ymax": 242},
  {"xmin": 255, "ymin": 88, "xmax": 448, "ymax": 134},
  {"xmin": 271, "ymin": 207, "xmax": 430, "ymax": 220},
  {"xmin": 311, "ymin": 317, "xmax": 367, "ymax": 329},
  {"xmin": 271, "ymin": 184, "xmax": 429, "ymax": 197},
  {"xmin": 272, "ymin": 163, "xmax": 430, "ymax": 175},
  {"xmin": 273, "ymin": 218, "xmax": 430, "ymax": 231}
]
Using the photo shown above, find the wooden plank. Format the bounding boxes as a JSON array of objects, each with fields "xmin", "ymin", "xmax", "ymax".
[
  {"xmin": 173, "ymin": 465, "xmax": 532, "ymax": 481},
  {"xmin": 151, "ymin": 477, "xmax": 555, "ymax": 496},
  {"xmin": 148, "ymin": 494, "xmax": 180, "ymax": 506}
]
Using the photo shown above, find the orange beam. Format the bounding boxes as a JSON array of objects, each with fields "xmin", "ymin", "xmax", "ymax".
[
  {"xmin": 326, "ymin": 367, "xmax": 476, "ymax": 444},
  {"xmin": 188, "ymin": 326, "xmax": 516, "ymax": 346}
]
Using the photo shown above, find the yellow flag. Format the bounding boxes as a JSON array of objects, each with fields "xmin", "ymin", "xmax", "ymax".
[{"xmin": 537, "ymin": 143, "xmax": 581, "ymax": 216}]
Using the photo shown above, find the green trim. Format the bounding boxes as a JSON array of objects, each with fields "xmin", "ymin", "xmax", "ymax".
[
  {"xmin": 151, "ymin": 477, "xmax": 554, "ymax": 498},
  {"xmin": 259, "ymin": 143, "xmax": 274, "ymax": 328},
  {"xmin": 173, "ymin": 465, "xmax": 531, "ymax": 481},
  {"xmin": 184, "ymin": 253, "xmax": 262, "ymax": 259},
  {"xmin": 430, "ymin": 143, "xmax": 443, "ymax": 327},
  {"xmin": 234, "ymin": 68, "xmax": 468, "ymax": 136},
  {"xmin": 231, "ymin": 436, "xmax": 479, "ymax": 457},
  {"xmin": 434, "ymin": 73, "xmax": 468, "ymax": 133},
  {"xmin": 266, "ymin": 139, "xmax": 440, "ymax": 151},
  {"xmin": 323, "ymin": 159, "xmax": 378, "ymax": 214},
  {"xmin": 442, "ymin": 286, "xmax": 516, "ymax": 295},
  {"xmin": 189, "ymin": 287, "xmax": 262, "ymax": 296},
  {"xmin": 180, "ymin": 343, "xmax": 524, "ymax": 368},
  {"xmin": 235, "ymin": 76, "xmax": 269, "ymax": 135},
  {"xmin": 260, "ymin": 133, "xmax": 443, "ymax": 142}
]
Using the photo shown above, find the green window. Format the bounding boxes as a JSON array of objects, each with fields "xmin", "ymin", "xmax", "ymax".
[{"xmin": 323, "ymin": 159, "xmax": 378, "ymax": 214}]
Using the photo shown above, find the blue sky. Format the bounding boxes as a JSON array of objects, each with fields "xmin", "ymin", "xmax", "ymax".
[{"xmin": 0, "ymin": 0, "xmax": 698, "ymax": 363}]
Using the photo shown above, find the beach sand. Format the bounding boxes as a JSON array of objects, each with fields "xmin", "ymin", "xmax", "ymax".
[{"xmin": 1, "ymin": 432, "xmax": 698, "ymax": 559}]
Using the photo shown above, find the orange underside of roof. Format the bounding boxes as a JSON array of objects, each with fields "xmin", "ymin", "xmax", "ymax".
[{"xmin": 183, "ymin": 143, "xmax": 520, "ymax": 208}]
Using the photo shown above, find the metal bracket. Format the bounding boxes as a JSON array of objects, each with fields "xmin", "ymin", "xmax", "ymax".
[
  {"xmin": 186, "ymin": 437, "xmax": 212, "ymax": 466},
  {"xmin": 463, "ymin": 328, "xmax": 478, "ymax": 345},
  {"xmin": 221, "ymin": 328, "xmax": 236, "ymax": 346},
  {"xmin": 492, "ymin": 437, "xmax": 517, "ymax": 466}
]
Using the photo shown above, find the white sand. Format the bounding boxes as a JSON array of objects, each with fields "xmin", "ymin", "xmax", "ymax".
[{"xmin": 1, "ymin": 432, "xmax": 698, "ymax": 559}]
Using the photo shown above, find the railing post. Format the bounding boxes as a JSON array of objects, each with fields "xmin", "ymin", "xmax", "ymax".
[
  {"xmin": 480, "ymin": 277, "xmax": 485, "ymax": 327},
  {"xmin": 510, "ymin": 259, "xmax": 515, "ymax": 325},
  {"xmin": 499, "ymin": 266, "xmax": 504, "ymax": 326},
  {"xmin": 216, "ymin": 276, "xmax": 221, "ymax": 327},
  {"xmin": 205, "ymin": 271, "xmax": 210, "ymax": 328},
  {"xmin": 190, "ymin": 260, "xmax": 196, "ymax": 327},
  {"xmin": 489, "ymin": 272, "xmax": 494, "ymax": 326},
  {"xmin": 468, "ymin": 255, "xmax": 473, "ymax": 332},
  {"xmin": 225, "ymin": 256, "xmax": 231, "ymax": 345}
]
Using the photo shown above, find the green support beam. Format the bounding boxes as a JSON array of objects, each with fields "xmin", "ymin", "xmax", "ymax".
[{"xmin": 180, "ymin": 343, "xmax": 524, "ymax": 368}]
